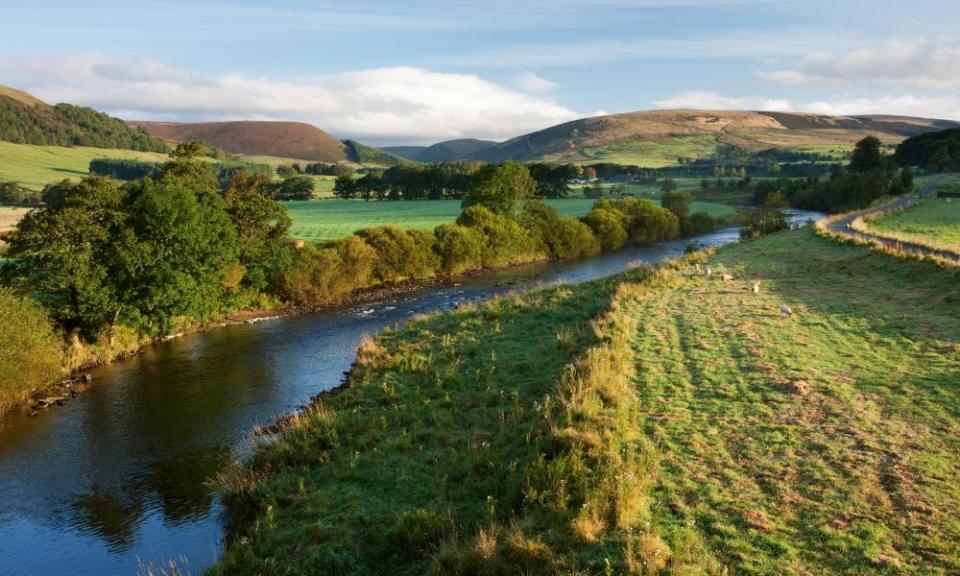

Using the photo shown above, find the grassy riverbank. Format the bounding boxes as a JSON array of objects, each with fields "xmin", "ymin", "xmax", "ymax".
[
  {"xmin": 215, "ymin": 227, "xmax": 960, "ymax": 575},
  {"xmin": 868, "ymin": 198, "xmax": 960, "ymax": 253}
]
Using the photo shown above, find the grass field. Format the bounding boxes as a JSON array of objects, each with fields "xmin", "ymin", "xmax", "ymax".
[
  {"xmin": 0, "ymin": 141, "xmax": 169, "ymax": 190},
  {"xmin": 284, "ymin": 198, "xmax": 737, "ymax": 243},
  {"xmin": 0, "ymin": 206, "xmax": 30, "ymax": 235},
  {"xmin": 215, "ymin": 228, "xmax": 960, "ymax": 575},
  {"xmin": 868, "ymin": 198, "xmax": 960, "ymax": 253}
]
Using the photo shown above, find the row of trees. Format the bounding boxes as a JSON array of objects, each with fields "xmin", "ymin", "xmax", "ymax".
[
  {"xmin": 752, "ymin": 137, "xmax": 914, "ymax": 213},
  {"xmin": 332, "ymin": 162, "xmax": 579, "ymax": 201},
  {"xmin": 0, "ymin": 180, "xmax": 42, "ymax": 205}
]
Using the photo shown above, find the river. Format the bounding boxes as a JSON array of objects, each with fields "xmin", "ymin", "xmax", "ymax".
[{"xmin": 0, "ymin": 214, "xmax": 819, "ymax": 575}]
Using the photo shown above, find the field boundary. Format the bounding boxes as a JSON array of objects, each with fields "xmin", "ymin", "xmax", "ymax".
[{"xmin": 816, "ymin": 187, "xmax": 960, "ymax": 266}]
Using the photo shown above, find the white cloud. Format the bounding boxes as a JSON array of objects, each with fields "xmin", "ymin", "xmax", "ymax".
[
  {"xmin": 652, "ymin": 89, "xmax": 960, "ymax": 119},
  {"xmin": 653, "ymin": 90, "xmax": 744, "ymax": 109},
  {"xmin": 0, "ymin": 55, "xmax": 580, "ymax": 144},
  {"xmin": 757, "ymin": 37, "xmax": 960, "ymax": 89},
  {"xmin": 511, "ymin": 72, "xmax": 558, "ymax": 94}
]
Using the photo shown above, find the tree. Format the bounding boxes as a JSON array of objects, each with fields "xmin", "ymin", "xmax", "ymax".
[
  {"xmin": 582, "ymin": 166, "xmax": 597, "ymax": 180},
  {"xmin": 462, "ymin": 162, "xmax": 535, "ymax": 218},
  {"xmin": 3, "ymin": 176, "xmax": 126, "ymax": 337},
  {"xmin": 273, "ymin": 176, "xmax": 315, "ymax": 201},
  {"xmin": 660, "ymin": 177, "xmax": 677, "ymax": 193},
  {"xmin": 222, "ymin": 171, "xmax": 292, "ymax": 291},
  {"xmin": 660, "ymin": 190, "xmax": 693, "ymax": 222},
  {"xmin": 848, "ymin": 136, "xmax": 886, "ymax": 173},
  {"xmin": 741, "ymin": 191, "xmax": 789, "ymax": 239},
  {"xmin": 333, "ymin": 174, "xmax": 357, "ymax": 199}
]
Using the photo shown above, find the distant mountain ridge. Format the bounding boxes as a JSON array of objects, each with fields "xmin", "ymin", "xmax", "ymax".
[
  {"xmin": 380, "ymin": 110, "xmax": 960, "ymax": 165},
  {"xmin": 0, "ymin": 85, "xmax": 168, "ymax": 152},
  {"xmin": 384, "ymin": 139, "xmax": 499, "ymax": 162}
]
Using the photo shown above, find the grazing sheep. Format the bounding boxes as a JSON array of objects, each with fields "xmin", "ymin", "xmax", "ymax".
[
  {"xmin": 752, "ymin": 279, "xmax": 761, "ymax": 294},
  {"xmin": 722, "ymin": 273, "xmax": 734, "ymax": 282},
  {"xmin": 706, "ymin": 266, "xmax": 712, "ymax": 277},
  {"xmin": 695, "ymin": 263, "xmax": 702, "ymax": 273},
  {"xmin": 779, "ymin": 304, "xmax": 793, "ymax": 316}
]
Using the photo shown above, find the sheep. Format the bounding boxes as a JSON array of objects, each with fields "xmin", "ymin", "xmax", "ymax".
[
  {"xmin": 722, "ymin": 273, "xmax": 734, "ymax": 282},
  {"xmin": 752, "ymin": 279, "xmax": 761, "ymax": 294},
  {"xmin": 779, "ymin": 304, "xmax": 793, "ymax": 316}
]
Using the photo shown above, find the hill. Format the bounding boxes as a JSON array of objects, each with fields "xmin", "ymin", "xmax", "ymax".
[
  {"xmin": 379, "ymin": 145, "xmax": 428, "ymax": 160},
  {"xmin": 0, "ymin": 85, "xmax": 168, "ymax": 152},
  {"xmin": 408, "ymin": 110, "xmax": 960, "ymax": 166},
  {"xmin": 383, "ymin": 138, "xmax": 499, "ymax": 162},
  {"xmin": 342, "ymin": 139, "xmax": 408, "ymax": 166},
  {"xmin": 894, "ymin": 127, "xmax": 960, "ymax": 171},
  {"xmin": 129, "ymin": 120, "xmax": 349, "ymax": 162}
]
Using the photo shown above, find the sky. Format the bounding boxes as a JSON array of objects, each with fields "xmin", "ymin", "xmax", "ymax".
[{"xmin": 1, "ymin": 0, "xmax": 958, "ymax": 145}]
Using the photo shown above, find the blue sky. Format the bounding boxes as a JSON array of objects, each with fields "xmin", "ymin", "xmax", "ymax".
[{"xmin": 1, "ymin": 0, "xmax": 958, "ymax": 144}]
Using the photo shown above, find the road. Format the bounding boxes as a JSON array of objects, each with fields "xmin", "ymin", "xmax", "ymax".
[{"xmin": 823, "ymin": 178, "xmax": 960, "ymax": 264}]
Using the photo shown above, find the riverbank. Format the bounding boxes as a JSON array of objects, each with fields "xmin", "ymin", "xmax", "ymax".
[{"xmin": 214, "ymin": 227, "xmax": 960, "ymax": 575}]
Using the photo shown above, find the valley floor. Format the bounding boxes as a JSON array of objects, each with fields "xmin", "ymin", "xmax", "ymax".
[{"xmin": 215, "ymin": 228, "xmax": 959, "ymax": 575}]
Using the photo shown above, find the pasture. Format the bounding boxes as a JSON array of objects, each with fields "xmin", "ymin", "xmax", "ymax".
[
  {"xmin": 869, "ymin": 198, "xmax": 960, "ymax": 253},
  {"xmin": 0, "ymin": 141, "xmax": 168, "ymax": 190},
  {"xmin": 284, "ymin": 198, "xmax": 736, "ymax": 243}
]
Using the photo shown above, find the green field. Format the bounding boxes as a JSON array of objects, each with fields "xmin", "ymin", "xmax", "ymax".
[
  {"xmin": 284, "ymin": 198, "xmax": 736, "ymax": 243},
  {"xmin": 216, "ymin": 228, "xmax": 960, "ymax": 574},
  {"xmin": 869, "ymin": 198, "xmax": 960, "ymax": 252},
  {"xmin": 0, "ymin": 141, "xmax": 169, "ymax": 190}
]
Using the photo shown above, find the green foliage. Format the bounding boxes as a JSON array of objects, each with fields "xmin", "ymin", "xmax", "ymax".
[
  {"xmin": 223, "ymin": 172, "xmax": 293, "ymax": 292},
  {"xmin": 740, "ymin": 191, "xmax": 789, "ymax": 239},
  {"xmin": 434, "ymin": 223, "xmax": 484, "ymax": 274},
  {"xmin": 848, "ymin": 136, "xmax": 888, "ymax": 173},
  {"xmin": 358, "ymin": 226, "xmax": 437, "ymax": 283},
  {"xmin": 607, "ymin": 197, "xmax": 680, "ymax": 245},
  {"xmin": 456, "ymin": 205, "xmax": 535, "ymax": 267},
  {"xmin": 582, "ymin": 207, "xmax": 628, "ymax": 251},
  {"xmin": 267, "ymin": 175, "xmax": 315, "ymax": 201},
  {"xmin": 894, "ymin": 128, "xmax": 960, "ymax": 171},
  {"xmin": 0, "ymin": 288, "xmax": 63, "ymax": 411},
  {"xmin": 88, "ymin": 158, "xmax": 161, "ymax": 181},
  {"xmin": 0, "ymin": 179, "xmax": 42, "ymax": 204},
  {"xmin": 0, "ymin": 96, "xmax": 167, "ymax": 152},
  {"xmin": 521, "ymin": 200, "xmax": 600, "ymax": 259},
  {"xmin": 463, "ymin": 161, "xmax": 536, "ymax": 218}
]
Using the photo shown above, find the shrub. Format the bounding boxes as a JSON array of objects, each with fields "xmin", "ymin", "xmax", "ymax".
[
  {"xmin": 613, "ymin": 197, "xmax": 680, "ymax": 245},
  {"xmin": 358, "ymin": 226, "xmax": 437, "ymax": 283},
  {"xmin": 583, "ymin": 208, "xmax": 628, "ymax": 251},
  {"xmin": 334, "ymin": 235, "xmax": 378, "ymax": 288},
  {"xmin": 521, "ymin": 200, "xmax": 601, "ymax": 259},
  {"xmin": 279, "ymin": 245, "xmax": 344, "ymax": 307},
  {"xmin": 0, "ymin": 289, "xmax": 63, "ymax": 411},
  {"xmin": 434, "ymin": 223, "xmax": 484, "ymax": 275},
  {"xmin": 457, "ymin": 205, "xmax": 535, "ymax": 266},
  {"xmin": 687, "ymin": 211, "xmax": 717, "ymax": 236}
]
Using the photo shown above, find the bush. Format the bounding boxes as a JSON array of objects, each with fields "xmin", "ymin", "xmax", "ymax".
[
  {"xmin": 582, "ymin": 208, "xmax": 628, "ymax": 251},
  {"xmin": 0, "ymin": 180, "xmax": 42, "ymax": 205},
  {"xmin": 521, "ymin": 200, "xmax": 600, "ymax": 259},
  {"xmin": 280, "ymin": 246, "xmax": 346, "ymax": 307},
  {"xmin": 457, "ymin": 205, "xmax": 535, "ymax": 267},
  {"xmin": 613, "ymin": 197, "xmax": 680, "ymax": 245},
  {"xmin": 434, "ymin": 223, "xmax": 484, "ymax": 275},
  {"xmin": 358, "ymin": 226, "xmax": 436, "ymax": 283},
  {"xmin": 88, "ymin": 158, "xmax": 161, "ymax": 181},
  {"xmin": 687, "ymin": 211, "xmax": 717, "ymax": 236},
  {"xmin": 334, "ymin": 235, "xmax": 379, "ymax": 289},
  {"xmin": 0, "ymin": 289, "xmax": 63, "ymax": 411}
]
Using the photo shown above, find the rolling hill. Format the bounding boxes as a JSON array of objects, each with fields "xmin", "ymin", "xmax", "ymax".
[
  {"xmin": 383, "ymin": 138, "xmax": 498, "ymax": 162},
  {"xmin": 128, "ymin": 120, "xmax": 349, "ymax": 162},
  {"xmin": 390, "ymin": 110, "xmax": 960, "ymax": 166},
  {"xmin": 0, "ymin": 85, "xmax": 168, "ymax": 152}
]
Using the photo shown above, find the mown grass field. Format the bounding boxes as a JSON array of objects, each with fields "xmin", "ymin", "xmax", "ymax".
[
  {"xmin": 216, "ymin": 228, "xmax": 959, "ymax": 575},
  {"xmin": 284, "ymin": 198, "xmax": 736, "ymax": 243},
  {"xmin": 0, "ymin": 141, "xmax": 169, "ymax": 190},
  {"xmin": 868, "ymin": 198, "xmax": 960, "ymax": 253}
]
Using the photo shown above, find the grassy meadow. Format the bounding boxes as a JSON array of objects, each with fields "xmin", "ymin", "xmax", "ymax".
[
  {"xmin": 0, "ymin": 141, "xmax": 169, "ymax": 190},
  {"xmin": 215, "ymin": 227, "xmax": 959, "ymax": 574},
  {"xmin": 284, "ymin": 198, "xmax": 736, "ymax": 243},
  {"xmin": 868, "ymin": 198, "xmax": 960, "ymax": 253}
]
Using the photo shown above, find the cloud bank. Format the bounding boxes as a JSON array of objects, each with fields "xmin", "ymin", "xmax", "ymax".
[{"xmin": 0, "ymin": 55, "xmax": 579, "ymax": 144}]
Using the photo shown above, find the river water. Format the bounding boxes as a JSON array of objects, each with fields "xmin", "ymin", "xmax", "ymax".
[{"xmin": 0, "ymin": 215, "xmax": 817, "ymax": 575}]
